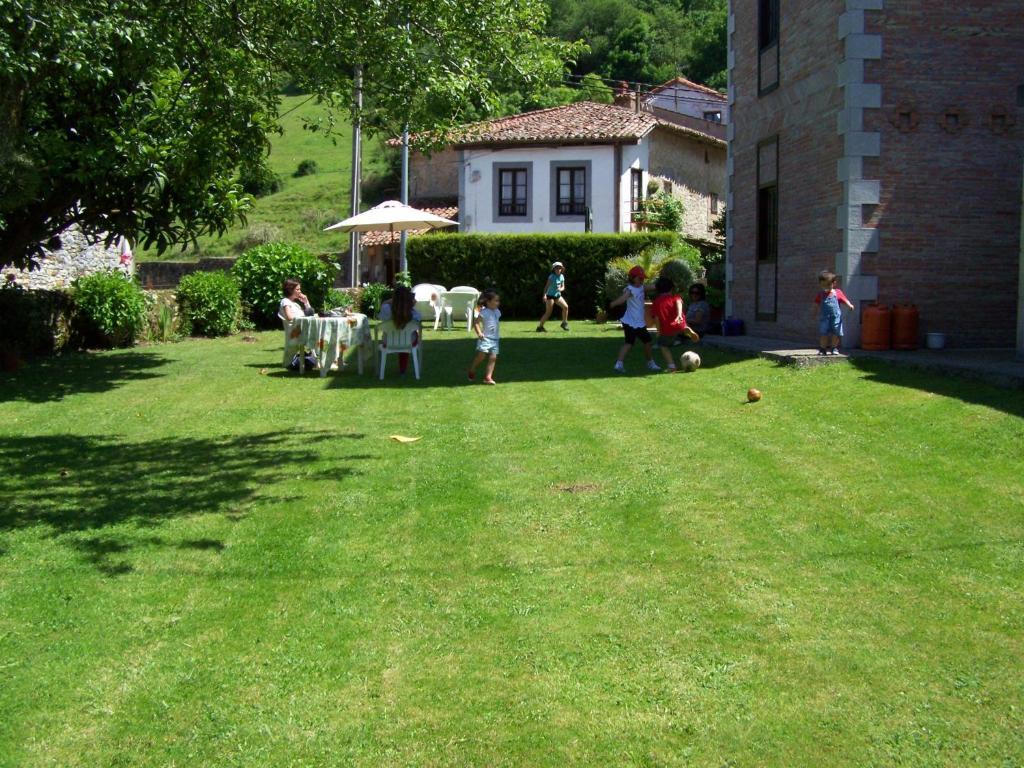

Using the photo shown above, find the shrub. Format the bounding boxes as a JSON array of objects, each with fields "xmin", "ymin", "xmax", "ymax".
[
  {"xmin": 294, "ymin": 159, "xmax": 319, "ymax": 177},
  {"xmin": 326, "ymin": 288, "xmax": 355, "ymax": 311},
  {"xmin": 72, "ymin": 271, "xmax": 146, "ymax": 347},
  {"xmin": 657, "ymin": 260, "xmax": 696, "ymax": 296},
  {"xmin": 239, "ymin": 164, "xmax": 283, "ymax": 197},
  {"xmin": 143, "ymin": 289, "xmax": 180, "ymax": 343},
  {"xmin": 176, "ymin": 271, "xmax": 242, "ymax": 337},
  {"xmin": 0, "ymin": 285, "xmax": 76, "ymax": 356},
  {"xmin": 358, "ymin": 283, "xmax": 390, "ymax": 316},
  {"xmin": 634, "ymin": 191, "xmax": 684, "ymax": 232},
  {"xmin": 408, "ymin": 232, "xmax": 674, "ymax": 319},
  {"xmin": 231, "ymin": 242, "xmax": 337, "ymax": 328}
]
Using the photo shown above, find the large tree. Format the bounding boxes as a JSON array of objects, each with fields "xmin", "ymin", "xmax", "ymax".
[{"xmin": 0, "ymin": 0, "xmax": 573, "ymax": 270}]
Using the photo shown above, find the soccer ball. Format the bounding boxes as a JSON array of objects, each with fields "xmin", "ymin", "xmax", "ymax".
[
  {"xmin": 747, "ymin": 388, "xmax": 762, "ymax": 402},
  {"xmin": 679, "ymin": 351, "xmax": 701, "ymax": 372}
]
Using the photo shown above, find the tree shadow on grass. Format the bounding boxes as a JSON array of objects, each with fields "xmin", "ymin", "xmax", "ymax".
[
  {"xmin": 0, "ymin": 350, "xmax": 169, "ymax": 404},
  {"xmin": 0, "ymin": 430, "xmax": 369, "ymax": 572},
  {"xmin": 849, "ymin": 358, "xmax": 1024, "ymax": 419}
]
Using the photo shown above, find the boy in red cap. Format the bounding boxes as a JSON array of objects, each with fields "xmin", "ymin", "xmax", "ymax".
[{"xmin": 608, "ymin": 266, "xmax": 661, "ymax": 373}]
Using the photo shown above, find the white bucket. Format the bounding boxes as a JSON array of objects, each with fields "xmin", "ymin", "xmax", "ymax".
[{"xmin": 926, "ymin": 332, "xmax": 946, "ymax": 350}]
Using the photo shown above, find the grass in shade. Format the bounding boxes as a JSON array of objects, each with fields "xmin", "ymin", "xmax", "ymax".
[
  {"xmin": 0, "ymin": 322, "xmax": 1022, "ymax": 766},
  {"xmin": 138, "ymin": 95, "xmax": 390, "ymax": 262}
]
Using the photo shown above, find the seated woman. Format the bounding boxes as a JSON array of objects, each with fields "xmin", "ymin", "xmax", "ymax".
[
  {"xmin": 377, "ymin": 285, "xmax": 421, "ymax": 375},
  {"xmin": 279, "ymin": 278, "xmax": 316, "ymax": 322},
  {"xmin": 279, "ymin": 278, "xmax": 318, "ymax": 371},
  {"xmin": 685, "ymin": 283, "xmax": 712, "ymax": 337}
]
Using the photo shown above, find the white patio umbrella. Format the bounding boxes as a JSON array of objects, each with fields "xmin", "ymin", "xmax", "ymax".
[{"xmin": 324, "ymin": 200, "xmax": 457, "ymax": 277}]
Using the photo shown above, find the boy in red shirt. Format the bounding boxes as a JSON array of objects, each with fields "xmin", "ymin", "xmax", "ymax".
[{"xmin": 651, "ymin": 277, "xmax": 700, "ymax": 372}]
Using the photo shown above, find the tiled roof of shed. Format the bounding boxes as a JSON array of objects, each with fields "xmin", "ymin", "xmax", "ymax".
[{"xmin": 359, "ymin": 204, "xmax": 458, "ymax": 247}]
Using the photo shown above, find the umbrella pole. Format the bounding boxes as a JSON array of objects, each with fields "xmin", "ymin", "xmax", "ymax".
[
  {"xmin": 399, "ymin": 124, "xmax": 409, "ymax": 276},
  {"xmin": 349, "ymin": 64, "xmax": 363, "ymax": 287}
]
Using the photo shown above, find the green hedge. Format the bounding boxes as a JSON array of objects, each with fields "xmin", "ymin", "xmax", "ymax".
[
  {"xmin": 407, "ymin": 232, "xmax": 675, "ymax": 319},
  {"xmin": 176, "ymin": 271, "xmax": 242, "ymax": 337},
  {"xmin": 0, "ymin": 286, "xmax": 77, "ymax": 356}
]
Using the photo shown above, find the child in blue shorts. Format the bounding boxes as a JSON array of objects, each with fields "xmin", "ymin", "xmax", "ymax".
[
  {"xmin": 468, "ymin": 291, "xmax": 501, "ymax": 385},
  {"xmin": 814, "ymin": 270, "xmax": 855, "ymax": 355}
]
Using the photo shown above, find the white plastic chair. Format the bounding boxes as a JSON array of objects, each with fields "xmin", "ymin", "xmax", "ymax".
[
  {"xmin": 376, "ymin": 320, "xmax": 422, "ymax": 380},
  {"xmin": 440, "ymin": 289, "xmax": 480, "ymax": 331},
  {"xmin": 413, "ymin": 283, "xmax": 445, "ymax": 331}
]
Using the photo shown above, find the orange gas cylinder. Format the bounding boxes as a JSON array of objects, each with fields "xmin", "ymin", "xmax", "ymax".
[
  {"xmin": 860, "ymin": 303, "xmax": 891, "ymax": 350},
  {"xmin": 891, "ymin": 304, "xmax": 920, "ymax": 350}
]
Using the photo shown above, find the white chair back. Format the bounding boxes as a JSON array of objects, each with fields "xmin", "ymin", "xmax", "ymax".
[
  {"xmin": 377, "ymin": 320, "xmax": 422, "ymax": 379},
  {"xmin": 441, "ymin": 290, "xmax": 479, "ymax": 322}
]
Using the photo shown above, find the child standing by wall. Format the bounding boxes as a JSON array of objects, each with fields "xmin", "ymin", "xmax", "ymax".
[
  {"xmin": 468, "ymin": 291, "xmax": 501, "ymax": 385},
  {"xmin": 651, "ymin": 277, "xmax": 700, "ymax": 371},
  {"xmin": 609, "ymin": 266, "xmax": 661, "ymax": 373},
  {"xmin": 536, "ymin": 261, "xmax": 569, "ymax": 332},
  {"xmin": 815, "ymin": 270, "xmax": 855, "ymax": 355}
]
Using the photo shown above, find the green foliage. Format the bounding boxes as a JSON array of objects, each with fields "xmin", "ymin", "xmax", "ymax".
[
  {"xmin": 657, "ymin": 259, "xmax": 696, "ymax": 295},
  {"xmin": 0, "ymin": 284, "xmax": 76, "ymax": 356},
  {"xmin": 235, "ymin": 223, "xmax": 285, "ymax": 254},
  {"xmin": 576, "ymin": 73, "xmax": 614, "ymax": 103},
  {"xmin": 153, "ymin": 302, "xmax": 178, "ymax": 343},
  {"xmin": 408, "ymin": 232, "xmax": 674, "ymax": 318},
  {"xmin": 72, "ymin": 272, "xmax": 146, "ymax": 347},
  {"xmin": 231, "ymin": 243, "xmax": 337, "ymax": 328},
  {"xmin": 294, "ymin": 159, "xmax": 319, "ymax": 178},
  {"xmin": 176, "ymin": 271, "xmax": 242, "ymax": 337},
  {"xmin": 239, "ymin": 165, "xmax": 284, "ymax": 198},
  {"xmin": 1, "ymin": 0, "xmax": 575, "ymax": 270},
  {"xmin": 326, "ymin": 288, "xmax": 355, "ymax": 311},
  {"xmin": 635, "ymin": 191, "xmax": 684, "ymax": 232},
  {"xmin": 545, "ymin": 0, "xmax": 727, "ymax": 89},
  {"xmin": 359, "ymin": 283, "xmax": 391, "ymax": 317}
]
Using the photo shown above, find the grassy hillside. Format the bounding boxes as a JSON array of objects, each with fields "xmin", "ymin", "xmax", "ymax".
[{"xmin": 139, "ymin": 95, "xmax": 393, "ymax": 262}]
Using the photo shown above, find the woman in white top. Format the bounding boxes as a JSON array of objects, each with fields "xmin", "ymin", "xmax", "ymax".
[
  {"xmin": 279, "ymin": 278, "xmax": 315, "ymax": 322},
  {"xmin": 608, "ymin": 266, "xmax": 661, "ymax": 373}
]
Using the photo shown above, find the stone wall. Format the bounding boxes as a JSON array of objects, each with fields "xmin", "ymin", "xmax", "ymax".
[
  {"xmin": 648, "ymin": 126, "xmax": 727, "ymax": 245},
  {"xmin": 3, "ymin": 226, "xmax": 127, "ymax": 289}
]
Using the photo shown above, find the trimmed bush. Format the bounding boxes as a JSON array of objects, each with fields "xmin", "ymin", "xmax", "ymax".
[
  {"xmin": 176, "ymin": 271, "xmax": 242, "ymax": 337},
  {"xmin": 294, "ymin": 159, "xmax": 319, "ymax": 177},
  {"xmin": 231, "ymin": 242, "xmax": 337, "ymax": 328},
  {"xmin": 408, "ymin": 232, "xmax": 674, "ymax": 319},
  {"xmin": 72, "ymin": 271, "xmax": 147, "ymax": 347}
]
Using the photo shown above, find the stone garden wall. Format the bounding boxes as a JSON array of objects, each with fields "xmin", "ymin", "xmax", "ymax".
[{"xmin": 3, "ymin": 226, "xmax": 127, "ymax": 289}]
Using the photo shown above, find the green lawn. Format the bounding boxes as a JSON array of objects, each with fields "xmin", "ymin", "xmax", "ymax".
[
  {"xmin": 1, "ymin": 323, "xmax": 1022, "ymax": 766},
  {"xmin": 138, "ymin": 95, "xmax": 392, "ymax": 262}
]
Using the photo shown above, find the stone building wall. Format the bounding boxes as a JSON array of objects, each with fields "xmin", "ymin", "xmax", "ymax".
[
  {"xmin": 648, "ymin": 127, "xmax": 727, "ymax": 245},
  {"xmin": 409, "ymin": 148, "xmax": 460, "ymax": 201},
  {"xmin": 3, "ymin": 226, "xmax": 127, "ymax": 289}
]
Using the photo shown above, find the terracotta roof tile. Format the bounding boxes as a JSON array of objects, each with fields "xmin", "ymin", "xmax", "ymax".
[
  {"xmin": 360, "ymin": 205, "xmax": 459, "ymax": 247},
  {"xmin": 451, "ymin": 102, "xmax": 658, "ymax": 147}
]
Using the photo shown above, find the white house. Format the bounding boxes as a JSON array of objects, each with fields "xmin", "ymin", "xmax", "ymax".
[
  {"xmin": 440, "ymin": 101, "xmax": 725, "ymax": 244},
  {"xmin": 642, "ymin": 76, "xmax": 729, "ymax": 125}
]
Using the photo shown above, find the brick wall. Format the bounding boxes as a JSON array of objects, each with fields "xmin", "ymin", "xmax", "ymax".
[
  {"xmin": 863, "ymin": 1, "xmax": 1024, "ymax": 347},
  {"xmin": 728, "ymin": 0, "xmax": 846, "ymax": 341},
  {"xmin": 730, "ymin": 0, "xmax": 1024, "ymax": 348}
]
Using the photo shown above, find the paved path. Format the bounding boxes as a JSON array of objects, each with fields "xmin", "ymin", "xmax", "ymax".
[{"xmin": 702, "ymin": 335, "xmax": 1024, "ymax": 389}]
